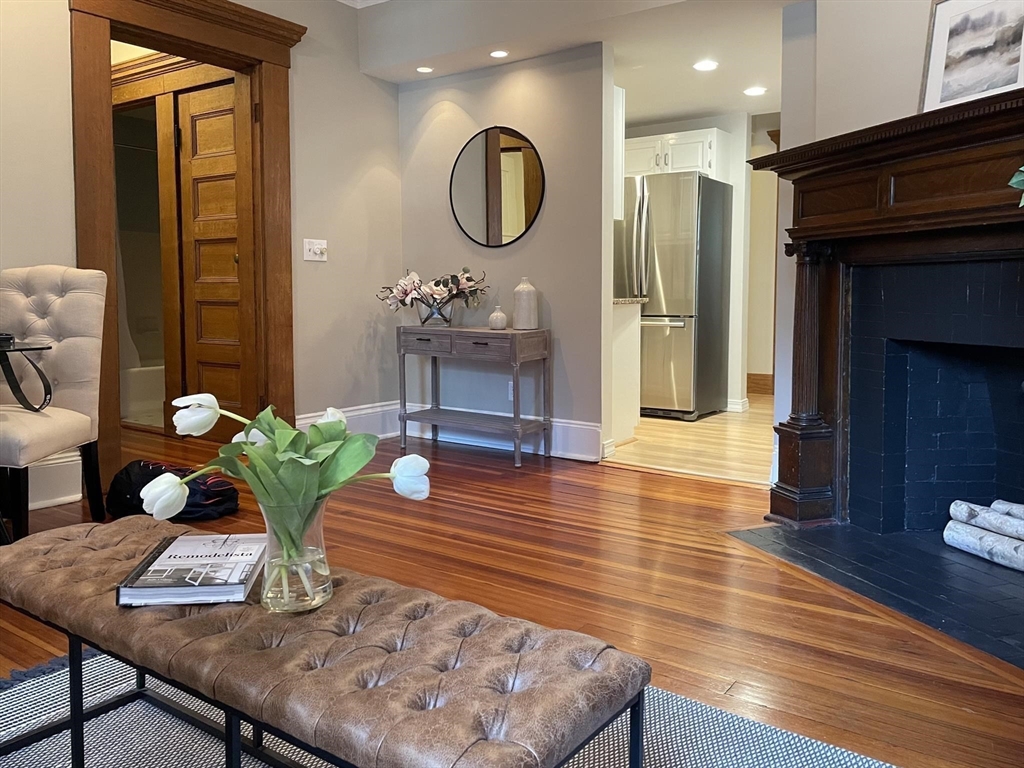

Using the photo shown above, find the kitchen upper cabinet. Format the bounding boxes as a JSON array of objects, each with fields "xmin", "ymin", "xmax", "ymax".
[
  {"xmin": 625, "ymin": 128, "xmax": 730, "ymax": 182},
  {"xmin": 624, "ymin": 137, "xmax": 664, "ymax": 176}
]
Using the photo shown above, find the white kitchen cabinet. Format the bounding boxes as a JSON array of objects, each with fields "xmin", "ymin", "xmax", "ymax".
[
  {"xmin": 624, "ymin": 128, "xmax": 730, "ymax": 182},
  {"xmin": 624, "ymin": 137, "xmax": 664, "ymax": 176}
]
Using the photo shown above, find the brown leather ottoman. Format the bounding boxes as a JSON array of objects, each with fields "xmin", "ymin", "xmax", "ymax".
[{"xmin": 0, "ymin": 517, "xmax": 651, "ymax": 768}]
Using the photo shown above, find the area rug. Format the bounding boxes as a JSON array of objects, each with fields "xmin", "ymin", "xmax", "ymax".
[{"xmin": 0, "ymin": 654, "xmax": 896, "ymax": 768}]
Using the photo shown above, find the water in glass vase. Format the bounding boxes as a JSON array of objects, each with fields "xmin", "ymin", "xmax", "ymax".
[{"xmin": 259, "ymin": 498, "xmax": 333, "ymax": 612}]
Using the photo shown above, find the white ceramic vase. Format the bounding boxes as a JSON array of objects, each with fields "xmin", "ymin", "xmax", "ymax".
[
  {"xmin": 513, "ymin": 277, "xmax": 538, "ymax": 330},
  {"xmin": 488, "ymin": 305, "xmax": 508, "ymax": 330}
]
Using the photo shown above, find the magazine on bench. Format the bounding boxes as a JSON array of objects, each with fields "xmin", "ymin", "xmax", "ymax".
[{"xmin": 116, "ymin": 533, "xmax": 267, "ymax": 606}]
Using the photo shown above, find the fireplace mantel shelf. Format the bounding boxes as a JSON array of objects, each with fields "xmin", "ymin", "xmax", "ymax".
[{"xmin": 749, "ymin": 90, "xmax": 1024, "ymax": 528}]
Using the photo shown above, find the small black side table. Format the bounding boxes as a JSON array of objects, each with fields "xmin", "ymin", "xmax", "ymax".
[{"xmin": 0, "ymin": 342, "xmax": 53, "ymax": 412}]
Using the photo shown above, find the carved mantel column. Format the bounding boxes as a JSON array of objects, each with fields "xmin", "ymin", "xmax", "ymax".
[{"xmin": 769, "ymin": 239, "xmax": 835, "ymax": 526}]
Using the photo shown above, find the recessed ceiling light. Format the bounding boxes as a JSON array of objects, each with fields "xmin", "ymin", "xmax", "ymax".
[
  {"xmin": 693, "ymin": 59, "xmax": 718, "ymax": 72},
  {"xmin": 744, "ymin": 86, "xmax": 767, "ymax": 96},
  {"xmin": 416, "ymin": 66, "xmax": 433, "ymax": 74},
  {"xmin": 490, "ymin": 50, "xmax": 509, "ymax": 59}
]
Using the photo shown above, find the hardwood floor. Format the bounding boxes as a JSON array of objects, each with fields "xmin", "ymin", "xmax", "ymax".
[
  {"xmin": 2, "ymin": 429, "xmax": 1022, "ymax": 768},
  {"xmin": 605, "ymin": 393, "xmax": 775, "ymax": 485}
]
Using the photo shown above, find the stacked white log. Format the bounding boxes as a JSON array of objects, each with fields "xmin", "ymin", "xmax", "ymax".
[{"xmin": 943, "ymin": 500, "xmax": 1024, "ymax": 572}]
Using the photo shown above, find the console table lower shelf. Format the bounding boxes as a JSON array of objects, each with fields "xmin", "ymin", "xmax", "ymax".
[{"xmin": 403, "ymin": 407, "xmax": 549, "ymax": 455}]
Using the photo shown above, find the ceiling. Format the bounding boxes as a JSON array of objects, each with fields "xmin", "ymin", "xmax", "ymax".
[
  {"xmin": 605, "ymin": 0, "xmax": 786, "ymax": 125},
  {"xmin": 357, "ymin": 0, "xmax": 786, "ymax": 126}
]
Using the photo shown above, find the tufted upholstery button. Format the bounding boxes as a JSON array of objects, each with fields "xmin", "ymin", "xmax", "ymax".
[{"xmin": 0, "ymin": 518, "xmax": 653, "ymax": 768}]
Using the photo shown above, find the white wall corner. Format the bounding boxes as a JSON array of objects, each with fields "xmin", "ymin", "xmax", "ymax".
[
  {"xmin": 297, "ymin": 401, "xmax": 603, "ymax": 462},
  {"xmin": 28, "ymin": 449, "xmax": 82, "ymax": 511},
  {"xmin": 727, "ymin": 398, "xmax": 750, "ymax": 413}
]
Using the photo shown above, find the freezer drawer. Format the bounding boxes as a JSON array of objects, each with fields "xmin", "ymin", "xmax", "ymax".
[{"xmin": 640, "ymin": 318, "xmax": 695, "ymax": 413}]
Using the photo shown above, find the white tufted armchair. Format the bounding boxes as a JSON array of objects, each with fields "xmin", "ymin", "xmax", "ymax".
[{"xmin": 0, "ymin": 266, "xmax": 108, "ymax": 540}]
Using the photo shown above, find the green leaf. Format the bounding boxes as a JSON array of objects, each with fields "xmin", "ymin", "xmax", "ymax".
[
  {"xmin": 204, "ymin": 456, "xmax": 272, "ymax": 505},
  {"xmin": 274, "ymin": 428, "xmax": 307, "ymax": 456},
  {"xmin": 309, "ymin": 440, "xmax": 343, "ymax": 462},
  {"xmin": 219, "ymin": 442, "xmax": 245, "ymax": 457},
  {"xmin": 308, "ymin": 420, "xmax": 347, "ymax": 449},
  {"xmin": 243, "ymin": 443, "xmax": 291, "ymax": 506},
  {"xmin": 318, "ymin": 434, "xmax": 379, "ymax": 496},
  {"xmin": 249, "ymin": 406, "xmax": 280, "ymax": 440},
  {"xmin": 279, "ymin": 456, "xmax": 320, "ymax": 507}
]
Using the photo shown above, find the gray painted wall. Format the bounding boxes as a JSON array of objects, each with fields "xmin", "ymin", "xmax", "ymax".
[{"xmin": 398, "ymin": 44, "xmax": 607, "ymax": 425}]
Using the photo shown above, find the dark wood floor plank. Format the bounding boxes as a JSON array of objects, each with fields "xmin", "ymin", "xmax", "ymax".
[{"xmin": 1, "ymin": 429, "xmax": 1021, "ymax": 768}]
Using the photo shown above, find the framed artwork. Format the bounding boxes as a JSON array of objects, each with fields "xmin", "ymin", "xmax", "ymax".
[{"xmin": 920, "ymin": 0, "xmax": 1024, "ymax": 111}]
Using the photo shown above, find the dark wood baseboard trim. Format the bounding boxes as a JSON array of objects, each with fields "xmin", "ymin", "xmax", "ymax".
[{"xmin": 747, "ymin": 373, "xmax": 774, "ymax": 395}]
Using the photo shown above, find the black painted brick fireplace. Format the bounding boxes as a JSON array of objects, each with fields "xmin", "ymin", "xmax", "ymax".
[{"xmin": 848, "ymin": 259, "xmax": 1024, "ymax": 534}]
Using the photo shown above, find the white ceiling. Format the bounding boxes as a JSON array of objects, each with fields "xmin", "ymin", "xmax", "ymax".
[
  {"xmin": 605, "ymin": 0, "xmax": 786, "ymax": 125},
  {"xmin": 353, "ymin": 0, "xmax": 786, "ymax": 126}
]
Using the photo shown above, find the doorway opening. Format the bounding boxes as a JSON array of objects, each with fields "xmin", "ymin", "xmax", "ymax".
[
  {"xmin": 600, "ymin": 1, "xmax": 783, "ymax": 486},
  {"xmin": 110, "ymin": 47, "xmax": 259, "ymax": 444}
]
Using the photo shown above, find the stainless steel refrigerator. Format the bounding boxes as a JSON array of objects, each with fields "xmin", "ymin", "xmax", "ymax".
[{"xmin": 615, "ymin": 171, "xmax": 732, "ymax": 420}]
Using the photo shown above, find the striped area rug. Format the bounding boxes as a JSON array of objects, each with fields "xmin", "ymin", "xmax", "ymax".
[{"xmin": 0, "ymin": 654, "xmax": 896, "ymax": 767}]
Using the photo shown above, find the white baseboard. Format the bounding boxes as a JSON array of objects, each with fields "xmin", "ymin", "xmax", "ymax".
[
  {"xmin": 727, "ymin": 398, "xmax": 749, "ymax": 413},
  {"xmin": 296, "ymin": 400, "xmax": 400, "ymax": 438},
  {"xmin": 601, "ymin": 438, "xmax": 617, "ymax": 459},
  {"xmin": 28, "ymin": 450, "xmax": 82, "ymax": 511},
  {"xmin": 297, "ymin": 402, "xmax": 602, "ymax": 462}
]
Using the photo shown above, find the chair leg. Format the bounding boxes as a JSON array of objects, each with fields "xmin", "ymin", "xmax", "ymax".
[
  {"xmin": 0, "ymin": 467, "xmax": 29, "ymax": 540},
  {"xmin": 79, "ymin": 441, "xmax": 106, "ymax": 523},
  {"xmin": 0, "ymin": 470, "xmax": 11, "ymax": 546}
]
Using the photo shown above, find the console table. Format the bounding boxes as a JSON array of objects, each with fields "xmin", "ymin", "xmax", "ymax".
[{"xmin": 397, "ymin": 326, "xmax": 552, "ymax": 466}]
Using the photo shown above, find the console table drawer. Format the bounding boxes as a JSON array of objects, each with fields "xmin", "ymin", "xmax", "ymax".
[
  {"xmin": 401, "ymin": 333, "xmax": 452, "ymax": 354},
  {"xmin": 454, "ymin": 335, "xmax": 511, "ymax": 359}
]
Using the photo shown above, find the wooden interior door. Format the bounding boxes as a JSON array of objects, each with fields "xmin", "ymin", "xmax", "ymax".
[{"xmin": 178, "ymin": 75, "xmax": 258, "ymax": 441}]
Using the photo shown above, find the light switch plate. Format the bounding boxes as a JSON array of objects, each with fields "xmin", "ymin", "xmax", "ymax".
[{"xmin": 303, "ymin": 239, "xmax": 327, "ymax": 262}]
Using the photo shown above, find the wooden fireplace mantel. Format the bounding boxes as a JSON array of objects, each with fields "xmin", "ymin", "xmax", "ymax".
[{"xmin": 752, "ymin": 89, "xmax": 1024, "ymax": 527}]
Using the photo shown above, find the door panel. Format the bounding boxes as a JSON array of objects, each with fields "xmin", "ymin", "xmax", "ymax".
[
  {"xmin": 178, "ymin": 77, "xmax": 258, "ymax": 441},
  {"xmin": 641, "ymin": 318, "xmax": 696, "ymax": 412},
  {"xmin": 624, "ymin": 138, "xmax": 662, "ymax": 176},
  {"xmin": 642, "ymin": 172, "xmax": 699, "ymax": 318},
  {"xmin": 666, "ymin": 135, "xmax": 708, "ymax": 173}
]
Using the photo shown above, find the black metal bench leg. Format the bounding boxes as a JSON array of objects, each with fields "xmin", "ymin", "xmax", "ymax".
[
  {"xmin": 225, "ymin": 710, "xmax": 241, "ymax": 768},
  {"xmin": 252, "ymin": 723, "xmax": 264, "ymax": 750},
  {"xmin": 629, "ymin": 689, "xmax": 645, "ymax": 768},
  {"xmin": 69, "ymin": 636, "xmax": 85, "ymax": 768}
]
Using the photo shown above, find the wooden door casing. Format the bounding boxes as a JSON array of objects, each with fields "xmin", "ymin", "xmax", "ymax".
[{"xmin": 178, "ymin": 77, "xmax": 259, "ymax": 441}]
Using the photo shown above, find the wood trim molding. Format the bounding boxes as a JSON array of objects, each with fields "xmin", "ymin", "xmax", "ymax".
[
  {"xmin": 111, "ymin": 51, "xmax": 193, "ymax": 85},
  {"xmin": 751, "ymin": 90, "xmax": 1024, "ymax": 176},
  {"xmin": 747, "ymin": 373, "xmax": 774, "ymax": 396},
  {"xmin": 70, "ymin": 0, "xmax": 304, "ymax": 485},
  {"xmin": 73, "ymin": 0, "xmax": 305, "ymax": 49},
  {"xmin": 70, "ymin": 12, "xmax": 121, "ymax": 485},
  {"xmin": 70, "ymin": 0, "xmax": 306, "ymax": 69}
]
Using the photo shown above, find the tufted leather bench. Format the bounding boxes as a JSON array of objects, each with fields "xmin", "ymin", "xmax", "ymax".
[{"xmin": 0, "ymin": 517, "xmax": 651, "ymax": 768}]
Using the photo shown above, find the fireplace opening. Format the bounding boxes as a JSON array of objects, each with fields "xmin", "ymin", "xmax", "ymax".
[{"xmin": 848, "ymin": 260, "xmax": 1024, "ymax": 534}]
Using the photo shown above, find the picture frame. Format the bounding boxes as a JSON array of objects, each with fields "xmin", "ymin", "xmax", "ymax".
[{"xmin": 920, "ymin": 0, "xmax": 1024, "ymax": 112}]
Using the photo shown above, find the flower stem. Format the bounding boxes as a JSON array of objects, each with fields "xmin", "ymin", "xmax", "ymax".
[
  {"xmin": 217, "ymin": 409, "xmax": 251, "ymax": 426},
  {"xmin": 339, "ymin": 472, "xmax": 392, "ymax": 487}
]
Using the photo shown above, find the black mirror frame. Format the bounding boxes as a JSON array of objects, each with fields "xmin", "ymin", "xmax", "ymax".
[{"xmin": 449, "ymin": 125, "xmax": 546, "ymax": 249}]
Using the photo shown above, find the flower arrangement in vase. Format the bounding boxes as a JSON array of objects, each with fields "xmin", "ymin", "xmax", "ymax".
[
  {"xmin": 141, "ymin": 395, "xmax": 430, "ymax": 613},
  {"xmin": 377, "ymin": 268, "xmax": 489, "ymax": 326}
]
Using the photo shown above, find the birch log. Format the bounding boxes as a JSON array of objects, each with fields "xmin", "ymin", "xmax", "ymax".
[
  {"xmin": 943, "ymin": 521, "xmax": 1024, "ymax": 571},
  {"xmin": 950, "ymin": 501, "xmax": 1024, "ymax": 540},
  {"xmin": 992, "ymin": 500, "xmax": 1024, "ymax": 520}
]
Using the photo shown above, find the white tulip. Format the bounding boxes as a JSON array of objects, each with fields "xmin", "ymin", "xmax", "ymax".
[
  {"xmin": 390, "ymin": 454, "xmax": 430, "ymax": 500},
  {"xmin": 232, "ymin": 428, "xmax": 269, "ymax": 446},
  {"xmin": 316, "ymin": 407, "xmax": 347, "ymax": 426},
  {"xmin": 171, "ymin": 393, "xmax": 221, "ymax": 436},
  {"xmin": 140, "ymin": 472, "xmax": 189, "ymax": 520}
]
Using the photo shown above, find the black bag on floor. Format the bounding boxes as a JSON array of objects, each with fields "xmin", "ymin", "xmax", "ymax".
[{"xmin": 106, "ymin": 460, "xmax": 239, "ymax": 521}]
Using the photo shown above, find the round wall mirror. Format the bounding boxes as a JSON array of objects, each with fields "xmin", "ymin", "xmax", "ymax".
[{"xmin": 450, "ymin": 126, "xmax": 545, "ymax": 247}]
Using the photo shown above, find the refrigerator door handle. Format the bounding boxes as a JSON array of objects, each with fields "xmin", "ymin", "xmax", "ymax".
[
  {"xmin": 639, "ymin": 178, "xmax": 650, "ymax": 297},
  {"xmin": 630, "ymin": 180, "xmax": 642, "ymax": 297}
]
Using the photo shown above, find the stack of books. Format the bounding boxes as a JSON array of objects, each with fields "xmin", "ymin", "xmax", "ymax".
[{"xmin": 116, "ymin": 533, "xmax": 266, "ymax": 607}]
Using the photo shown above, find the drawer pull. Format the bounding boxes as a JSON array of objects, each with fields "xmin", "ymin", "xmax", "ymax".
[
  {"xmin": 472, "ymin": 341, "xmax": 489, "ymax": 346},
  {"xmin": 415, "ymin": 337, "xmax": 432, "ymax": 342}
]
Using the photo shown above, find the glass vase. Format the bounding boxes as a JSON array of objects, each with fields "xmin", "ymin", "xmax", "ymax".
[
  {"xmin": 258, "ymin": 497, "xmax": 333, "ymax": 612},
  {"xmin": 416, "ymin": 299, "xmax": 455, "ymax": 326}
]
